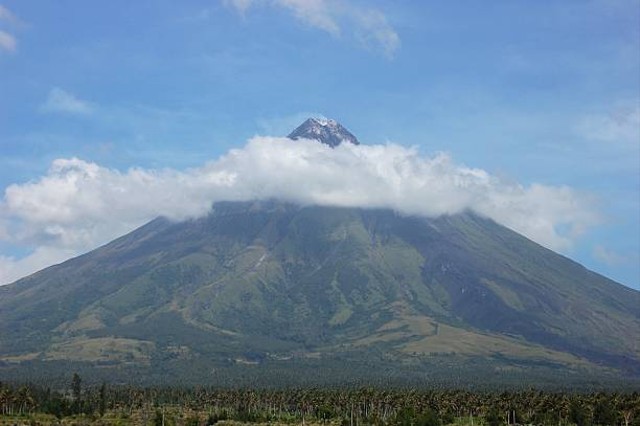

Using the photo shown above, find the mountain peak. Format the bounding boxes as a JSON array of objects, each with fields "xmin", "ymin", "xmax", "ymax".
[{"xmin": 288, "ymin": 117, "xmax": 360, "ymax": 147}]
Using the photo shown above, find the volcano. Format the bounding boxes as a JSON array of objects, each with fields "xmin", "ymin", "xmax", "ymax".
[{"xmin": 1, "ymin": 119, "xmax": 638, "ymax": 387}]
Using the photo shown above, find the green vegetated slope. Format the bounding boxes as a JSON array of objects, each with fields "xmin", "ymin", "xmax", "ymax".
[{"xmin": 1, "ymin": 201, "xmax": 638, "ymax": 385}]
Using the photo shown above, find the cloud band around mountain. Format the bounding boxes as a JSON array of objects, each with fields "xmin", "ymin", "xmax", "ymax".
[{"xmin": 0, "ymin": 136, "xmax": 599, "ymax": 285}]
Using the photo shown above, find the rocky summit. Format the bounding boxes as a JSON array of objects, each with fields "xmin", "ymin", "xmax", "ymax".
[{"xmin": 288, "ymin": 117, "xmax": 360, "ymax": 147}]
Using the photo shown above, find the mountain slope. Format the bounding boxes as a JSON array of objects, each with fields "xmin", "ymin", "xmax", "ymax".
[{"xmin": 1, "ymin": 201, "xmax": 638, "ymax": 383}]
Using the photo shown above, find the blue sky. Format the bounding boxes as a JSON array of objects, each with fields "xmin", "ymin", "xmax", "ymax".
[{"xmin": 0, "ymin": 0, "xmax": 638, "ymax": 289}]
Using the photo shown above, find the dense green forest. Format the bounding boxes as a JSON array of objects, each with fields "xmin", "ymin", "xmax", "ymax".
[{"xmin": 1, "ymin": 375, "xmax": 639, "ymax": 425}]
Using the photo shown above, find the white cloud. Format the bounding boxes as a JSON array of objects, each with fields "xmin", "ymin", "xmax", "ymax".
[
  {"xmin": 0, "ymin": 5, "xmax": 20, "ymax": 53},
  {"xmin": 349, "ymin": 7, "xmax": 400, "ymax": 57},
  {"xmin": 0, "ymin": 29, "xmax": 15, "ymax": 52},
  {"xmin": 0, "ymin": 136, "xmax": 599, "ymax": 285},
  {"xmin": 225, "ymin": 0, "xmax": 400, "ymax": 57},
  {"xmin": 277, "ymin": 0, "xmax": 340, "ymax": 35},
  {"xmin": 40, "ymin": 87, "xmax": 94, "ymax": 115}
]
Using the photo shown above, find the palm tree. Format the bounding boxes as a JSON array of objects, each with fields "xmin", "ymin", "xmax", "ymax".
[
  {"xmin": 0, "ymin": 386, "xmax": 12, "ymax": 415},
  {"xmin": 15, "ymin": 386, "xmax": 35, "ymax": 415}
]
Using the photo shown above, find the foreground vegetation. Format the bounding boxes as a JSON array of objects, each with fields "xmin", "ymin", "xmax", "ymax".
[{"xmin": 1, "ymin": 375, "xmax": 639, "ymax": 426}]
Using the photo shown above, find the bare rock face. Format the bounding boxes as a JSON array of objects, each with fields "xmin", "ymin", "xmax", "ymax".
[{"xmin": 288, "ymin": 117, "xmax": 359, "ymax": 147}]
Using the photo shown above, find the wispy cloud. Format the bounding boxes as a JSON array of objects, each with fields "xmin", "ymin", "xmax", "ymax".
[
  {"xmin": 0, "ymin": 5, "xmax": 19, "ymax": 53},
  {"xmin": 0, "ymin": 5, "xmax": 17, "ymax": 22},
  {"xmin": 0, "ymin": 29, "xmax": 15, "ymax": 52},
  {"xmin": 576, "ymin": 102, "xmax": 640, "ymax": 147},
  {"xmin": 40, "ymin": 87, "xmax": 94, "ymax": 115},
  {"xmin": 225, "ymin": 0, "xmax": 400, "ymax": 57},
  {"xmin": 593, "ymin": 245, "xmax": 636, "ymax": 267},
  {"xmin": 349, "ymin": 7, "xmax": 399, "ymax": 57},
  {"xmin": 0, "ymin": 135, "xmax": 599, "ymax": 284},
  {"xmin": 225, "ymin": 0, "xmax": 253, "ymax": 14}
]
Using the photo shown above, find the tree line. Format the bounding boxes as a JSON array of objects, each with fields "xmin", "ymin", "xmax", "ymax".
[{"xmin": 1, "ymin": 375, "xmax": 639, "ymax": 425}]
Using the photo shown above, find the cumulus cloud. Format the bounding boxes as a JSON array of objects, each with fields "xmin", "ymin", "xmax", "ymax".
[
  {"xmin": 0, "ymin": 136, "xmax": 599, "ymax": 284},
  {"xmin": 225, "ymin": 0, "xmax": 400, "ymax": 57},
  {"xmin": 40, "ymin": 87, "xmax": 94, "ymax": 115}
]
